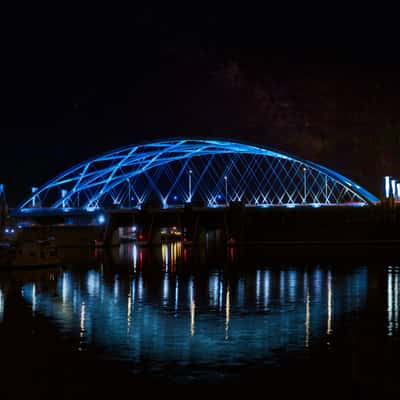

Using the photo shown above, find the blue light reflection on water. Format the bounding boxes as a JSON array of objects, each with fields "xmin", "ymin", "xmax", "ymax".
[{"xmin": 19, "ymin": 244, "xmax": 370, "ymax": 373}]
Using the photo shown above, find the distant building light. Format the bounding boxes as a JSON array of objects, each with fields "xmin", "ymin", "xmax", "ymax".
[{"xmin": 286, "ymin": 204, "xmax": 296, "ymax": 208}]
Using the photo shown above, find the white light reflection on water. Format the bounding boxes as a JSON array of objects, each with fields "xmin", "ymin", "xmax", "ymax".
[
  {"xmin": 305, "ymin": 270, "xmax": 310, "ymax": 349},
  {"xmin": 388, "ymin": 266, "xmax": 400, "ymax": 336},
  {"xmin": 137, "ymin": 273, "xmax": 143, "ymax": 303},
  {"xmin": 78, "ymin": 301, "xmax": 86, "ymax": 351},
  {"xmin": 132, "ymin": 244, "xmax": 138, "ymax": 272},
  {"xmin": 87, "ymin": 270, "xmax": 100, "ymax": 298},
  {"xmin": 280, "ymin": 270, "xmax": 285, "ymax": 304},
  {"xmin": 113, "ymin": 275, "xmax": 119, "ymax": 302},
  {"xmin": 127, "ymin": 282, "xmax": 132, "ymax": 334},
  {"xmin": 256, "ymin": 270, "xmax": 261, "ymax": 304},
  {"xmin": 209, "ymin": 273, "xmax": 219, "ymax": 308},
  {"xmin": 189, "ymin": 278, "xmax": 195, "ymax": 337},
  {"xmin": 31, "ymin": 283, "xmax": 36, "ymax": 315},
  {"xmin": 225, "ymin": 284, "xmax": 230, "ymax": 340},
  {"xmin": 264, "ymin": 270, "xmax": 270, "ymax": 310},
  {"xmin": 62, "ymin": 272, "xmax": 71, "ymax": 304},
  {"xmin": 174, "ymin": 278, "xmax": 179, "ymax": 312},
  {"xmin": 0, "ymin": 288, "xmax": 3, "ymax": 323},
  {"xmin": 162, "ymin": 273, "xmax": 169, "ymax": 306},
  {"xmin": 288, "ymin": 270, "xmax": 297, "ymax": 302},
  {"xmin": 327, "ymin": 269, "xmax": 333, "ymax": 336}
]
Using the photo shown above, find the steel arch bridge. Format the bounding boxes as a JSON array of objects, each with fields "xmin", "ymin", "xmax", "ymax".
[{"xmin": 19, "ymin": 138, "xmax": 378, "ymax": 211}]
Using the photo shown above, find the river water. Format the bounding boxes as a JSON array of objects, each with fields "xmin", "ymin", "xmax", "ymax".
[{"xmin": 0, "ymin": 242, "xmax": 398, "ymax": 398}]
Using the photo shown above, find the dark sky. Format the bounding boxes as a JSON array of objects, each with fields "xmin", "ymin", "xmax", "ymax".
[{"xmin": 1, "ymin": 5, "xmax": 400, "ymax": 205}]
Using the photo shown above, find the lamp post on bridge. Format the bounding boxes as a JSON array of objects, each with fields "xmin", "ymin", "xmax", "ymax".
[
  {"xmin": 302, "ymin": 167, "xmax": 307, "ymax": 204},
  {"xmin": 61, "ymin": 189, "xmax": 67, "ymax": 209},
  {"xmin": 224, "ymin": 175, "xmax": 228, "ymax": 206},
  {"xmin": 188, "ymin": 169, "xmax": 192, "ymax": 203},
  {"xmin": 32, "ymin": 187, "xmax": 38, "ymax": 208},
  {"xmin": 127, "ymin": 178, "xmax": 131, "ymax": 209},
  {"xmin": 325, "ymin": 175, "xmax": 328, "ymax": 204}
]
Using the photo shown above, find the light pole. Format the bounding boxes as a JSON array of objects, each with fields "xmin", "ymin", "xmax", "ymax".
[
  {"xmin": 61, "ymin": 189, "xmax": 67, "ymax": 209},
  {"xmin": 302, "ymin": 167, "xmax": 307, "ymax": 204},
  {"xmin": 188, "ymin": 169, "xmax": 192, "ymax": 202},
  {"xmin": 31, "ymin": 186, "xmax": 38, "ymax": 207},
  {"xmin": 325, "ymin": 175, "xmax": 328, "ymax": 204},
  {"xmin": 224, "ymin": 175, "xmax": 228, "ymax": 206},
  {"xmin": 127, "ymin": 178, "xmax": 131, "ymax": 209}
]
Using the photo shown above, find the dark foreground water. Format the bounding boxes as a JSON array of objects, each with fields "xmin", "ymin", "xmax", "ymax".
[{"xmin": 0, "ymin": 242, "xmax": 400, "ymax": 398}]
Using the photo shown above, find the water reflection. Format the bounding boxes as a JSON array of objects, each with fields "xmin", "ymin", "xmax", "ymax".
[
  {"xmin": 327, "ymin": 269, "xmax": 333, "ymax": 336},
  {"xmin": 225, "ymin": 284, "xmax": 230, "ymax": 340},
  {"xmin": 0, "ymin": 288, "xmax": 3, "ymax": 323},
  {"xmin": 31, "ymin": 283, "xmax": 36, "ymax": 315},
  {"xmin": 79, "ymin": 301, "xmax": 86, "ymax": 351},
  {"xmin": 189, "ymin": 277, "xmax": 195, "ymax": 337},
  {"xmin": 387, "ymin": 265, "xmax": 400, "ymax": 336},
  {"xmin": 15, "ymin": 243, "xmax": 370, "ymax": 374}
]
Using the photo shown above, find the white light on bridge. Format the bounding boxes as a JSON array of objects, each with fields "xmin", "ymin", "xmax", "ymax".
[
  {"xmin": 391, "ymin": 179, "xmax": 397, "ymax": 200},
  {"xmin": 385, "ymin": 176, "xmax": 391, "ymax": 198}
]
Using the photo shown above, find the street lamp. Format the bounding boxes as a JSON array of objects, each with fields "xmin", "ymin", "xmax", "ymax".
[
  {"xmin": 31, "ymin": 186, "xmax": 38, "ymax": 207},
  {"xmin": 302, "ymin": 167, "xmax": 307, "ymax": 204},
  {"xmin": 188, "ymin": 169, "xmax": 192, "ymax": 202},
  {"xmin": 61, "ymin": 189, "xmax": 67, "ymax": 209},
  {"xmin": 224, "ymin": 175, "xmax": 228, "ymax": 206},
  {"xmin": 325, "ymin": 175, "xmax": 328, "ymax": 204},
  {"xmin": 126, "ymin": 178, "xmax": 131, "ymax": 209}
]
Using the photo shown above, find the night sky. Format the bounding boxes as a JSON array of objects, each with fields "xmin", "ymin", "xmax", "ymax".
[{"xmin": 1, "ymin": 6, "xmax": 400, "ymax": 206}]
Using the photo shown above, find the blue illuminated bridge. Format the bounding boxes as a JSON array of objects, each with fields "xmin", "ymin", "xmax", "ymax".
[{"xmin": 18, "ymin": 138, "xmax": 379, "ymax": 212}]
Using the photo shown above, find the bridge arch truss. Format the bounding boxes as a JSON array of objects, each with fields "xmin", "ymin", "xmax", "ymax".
[{"xmin": 19, "ymin": 139, "xmax": 378, "ymax": 210}]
